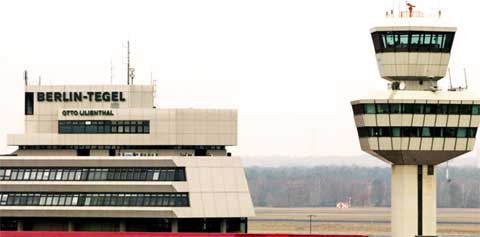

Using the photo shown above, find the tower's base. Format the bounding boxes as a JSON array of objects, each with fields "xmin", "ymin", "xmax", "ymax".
[{"xmin": 391, "ymin": 165, "xmax": 436, "ymax": 237}]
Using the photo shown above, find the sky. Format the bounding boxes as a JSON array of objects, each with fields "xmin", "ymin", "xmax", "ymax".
[{"xmin": 0, "ymin": 0, "xmax": 479, "ymax": 162}]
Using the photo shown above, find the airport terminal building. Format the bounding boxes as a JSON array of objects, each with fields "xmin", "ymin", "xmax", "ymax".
[{"xmin": 0, "ymin": 84, "xmax": 254, "ymax": 232}]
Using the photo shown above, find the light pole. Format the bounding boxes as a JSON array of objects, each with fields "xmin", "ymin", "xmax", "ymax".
[{"xmin": 308, "ymin": 214, "xmax": 316, "ymax": 234}]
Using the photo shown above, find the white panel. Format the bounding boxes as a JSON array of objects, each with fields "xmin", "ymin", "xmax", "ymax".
[
  {"xmin": 470, "ymin": 116, "xmax": 480, "ymax": 127},
  {"xmin": 421, "ymin": 138, "xmax": 433, "ymax": 151},
  {"xmin": 447, "ymin": 115, "xmax": 460, "ymax": 127},
  {"xmin": 214, "ymin": 193, "xmax": 228, "ymax": 217},
  {"xmin": 467, "ymin": 138, "xmax": 476, "ymax": 151},
  {"xmin": 354, "ymin": 115, "xmax": 365, "ymax": 127},
  {"xmin": 423, "ymin": 115, "xmax": 436, "ymax": 127},
  {"xmin": 435, "ymin": 115, "xmax": 448, "ymax": 127},
  {"xmin": 363, "ymin": 115, "xmax": 377, "ymax": 126},
  {"xmin": 379, "ymin": 138, "xmax": 392, "ymax": 150},
  {"xmin": 202, "ymin": 193, "xmax": 217, "ymax": 217},
  {"xmin": 368, "ymin": 138, "xmax": 379, "ymax": 150},
  {"xmin": 443, "ymin": 138, "xmax": 456, "ymax": 151},
  {"xmin": 401, "ymin": 114, "xmax": 413, "ymax": 127},
  {"xmin": 199, "ymin": 167, "xmax": 213, "ymax": 192},
  {"xmin": 392, "ymin": 138, "xmax": 402, "ymax": 150},
  {"xmin": 412, "ymin": 115, "xmax": 424, "ymax": 127},
  {"xmin": 226, "ymin": 193, "xmax": 240, "ymax": 217},
  {"xmin": 390, "ymin": 115, "xmax": 402, "ymax": 127},
  {"xmin": 455, "ymin": 138, "xmax": 468, "ymax": 151},
  {"xmin": 189, "ymin": 193, "xmax": 204, "ymax": 217},
  {"xmin": 223, "ymin": 168, "xmax": 237, "ymax": 192},
  {"xmin": 432, "ymin": 138, "xmax": 444, "ymax": 151},
  {"xmin": 377, "ymin": 115, "xmax": 390, "ymax": 126},
  {"xmin": 409, "ymin": 138, "xmax": 421, "ymax": 150},
  {"xmin": 401, "ymin": 138, "xmax": 410, "ymax": 150},
  {"xmin": 458, "ymin": 115, "xmax": 471, "ymax": 127}
]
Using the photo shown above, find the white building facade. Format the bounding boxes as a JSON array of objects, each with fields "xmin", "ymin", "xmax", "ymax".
[{"xmin": 0, "ymin": 84, "xmax": 254, "ymax": 232}]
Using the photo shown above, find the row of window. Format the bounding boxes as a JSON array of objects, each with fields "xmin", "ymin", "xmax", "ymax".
[
  {"xmin": 0, "ymin": 193, "xmax": 189, "ymax": 207},
  {"xmin": 357, "ymin": 127, "xmax": 477, "ymax": 138},
  {"xmin": 58, "ymin": 120, "xmax": 150, "ymax": 134},
  {"xmin": 353, "ymin": 103, "xmax": 480, "ymax": 115},
  {"xmin": 371, "ymin": 31, "xmax": 455, "ymax": 53},
  {"xmin": 0, "ymin": 167, "xmax": 186, "ymax": 181},
  {"xmin": 19, "ymin": 145, "xmax": 226, "ymax": 150}
]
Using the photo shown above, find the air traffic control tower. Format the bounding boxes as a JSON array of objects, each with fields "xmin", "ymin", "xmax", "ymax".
[{"xmin": 351, "ymin": 4, "xmax": 480, "ymax": 237}]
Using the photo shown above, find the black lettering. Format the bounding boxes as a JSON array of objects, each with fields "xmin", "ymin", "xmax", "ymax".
[
  {"xmin": 62, "ymin": 92, "xmax": 69, "ymax": 102},
  {"xmin": 119, "ymin": 92, "xmax": 126, "ymax": 101},
  {"xmin": 74, "ymin": 92, "xmax": 82, "ymax": 102},
  {"xmin": 37, "ymin": 92, "xmax": 45, "ymax": 102},
  {"xmin": 102, "ymin": 92, "xmax": 111, "ymax": 102},
  {"xmin": 46, "ymin": 92, "xmax": 53, "ymax": 102},
  {"xmin": 87, "ymin": 92, "xmax": 95, "ymax": 101},
  {"xmin": 94, "ymin": 92, "xmax": 102, "ymax": 102},
  {"xmin": 111, "ymin": 92, "xmax": 119, "ymax": 101},
  {"xmin": 54, "ymin": 92, "xmax": 62, "ymax": 102},
  {"xmin": 62, "ymin": 111, "xmax": 67, "ymax": 116}
]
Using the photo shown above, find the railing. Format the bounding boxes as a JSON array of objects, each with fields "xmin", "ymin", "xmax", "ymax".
[{"xmin": 0, "ymin": 232, "xmax": 369, "ymax": 237}]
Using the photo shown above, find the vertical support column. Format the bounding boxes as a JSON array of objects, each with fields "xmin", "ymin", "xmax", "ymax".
[
  {"xmin": 422, "ymin": 165, "xmax": 437, "ymax": 236},
  {"xmin": 391, "ymin": 165, "xmax": 437, "ymax": 237},
  {"xmin": 171, "ymin": 219, "xmax": 178, "ymax": 232},
  {"xmin": 119, "ymin": 220, "xmax": 126, "ymax": 232},
  {"xmin": 220, "ymin": 219, "xmax": 227, "ymax": 233},
  {"xmin": 16, "ymin": 221, "xmax": 23, "ymax": 231},
  {"xmin": 391, "ymin": 165, "xmax": 418, "ymax": 237},
  {"xmin": 67, "ymin": 221, "xmax": 74, "ymax": 231}
]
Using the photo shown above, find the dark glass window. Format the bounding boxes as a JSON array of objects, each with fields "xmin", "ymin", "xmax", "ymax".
[
  {"xmin": 448, "ymin": 104, "xmax": 460, "ymax": 114},
  {"xmin": 390, "ymin": 104, "xmax": 402, "ymax": 114},
  {"xmin": 0, "ymin": 167, "xmax": 187, "ymax": 181},
  {"xmin": 363, "ymin": 104, "xmax": 376, "ymax": 114},
  {"xmin": 413, "ymin": 104, "xmax": 425, "ymax": 114},
  {"xmin": 356, "ymin": 126, "xmax": 476, "ymax": 138},
  {"xmin": 424, "ymin": 104, "xmax": 437, "ymax": 114},
  {"xmin": 376, "ymin": 104, "xmax": 390, "ymax": 114},
  {"xmin": 402, "ymin": 104, "xmax": 413, "ymax": 114},
  {"xmin": 0, "ymin": 192, "xmax": 189, "ymax": 207},
  {"xmin": 352, "ymin": 104, "xmax": 364, "ymax": 115},
  {"xmin": 373, "ymin": 31, "xmax": 455, "ymax": 53},
  {"xmin": 472, "ymin": 105, "xmax": 480, "ymax": 115},
  {"xmin": 59, "ymin": 120, "xmax": 149, "ymax": 134},
  {"xmin": 25, "ymin": 92, "xmax": 34, "ymax": 115},
  {"xmin": 460, "ymin": 104, "xmax": 473, "ymax": 115}
]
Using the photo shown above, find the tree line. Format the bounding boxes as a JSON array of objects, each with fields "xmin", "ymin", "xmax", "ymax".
[{"xmin": 245, "ymin": 166, "xmax": 480, "ymax": 208}]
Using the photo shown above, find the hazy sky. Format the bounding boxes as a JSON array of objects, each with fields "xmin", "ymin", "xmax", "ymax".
[{"xmin": 0, "ymin": 0, "xmax": 479, "ymax": 160}]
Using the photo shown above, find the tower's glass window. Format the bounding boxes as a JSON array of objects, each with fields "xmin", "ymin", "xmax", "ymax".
[
  {"xmin": 376, "ymin": 104, "xmax": 390, "ymax": 114},
  {"xmin": 472, "ymin": 105, "xmax": 480, "ymax": 115},
  {"xmin": 364, "ymin": 104, "xmax": 376, "ymax": 114},
  {"xmin": 372, "ymin": 31, "xmax": 455, "ymax": 53}
]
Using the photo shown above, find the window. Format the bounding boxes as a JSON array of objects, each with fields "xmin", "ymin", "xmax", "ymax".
[
  {"xmin": 356, "ymin": 127, "xmax": 476, "ymax": 138},
  {"xmin": 372, "ymin": 31, "xmax": 455, "ymax": 53},
  {"xmin": 424, "ymin": 104, "xmax": 437, "ymax": 114},
  {"xmin": 413, "ymin": 104, "xmax": 424, "ymax": 114},
  {"xmin": 25, "ymin": 92, "xmax": 34, "ymax": 115},
  {"xmin": 363, "ymin": 104, "xmax": 376, "ymax": 114},
  {"xmin": 472, "ymin": 105, "xmax": 480, "ymax": 115},
  {"xmin": 0, "ymin": 167, "xmax": 187, "ymax": 181},
  {"xmin": 448, "ymin": 104, "xmax": 460, "ymax": 114},
  {"xmin": 390, "ymin": 104, "xmax": 402, "ymax": 114},
  {"xmin": 59, "ymin": 120, "xmax": 149, "ymax": 134},
  {"xmin": 376, "ymin": 104, "xmax": 389, "ymax": 114}
]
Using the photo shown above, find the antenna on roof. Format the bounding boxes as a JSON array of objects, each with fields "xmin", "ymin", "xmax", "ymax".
[
  {"xmin": 110, "ymin": 59, "xmax": 114, "ymax": 85},
  {"xmin": 24, "ymin": 70, "xmax": 28, "ymax": 86},
  {"xmin": 448, "ymin": 68, "xmax": 453, "ymax": 90},
  {"xmin": 463, "ymin": 68, "xmax": 469, "ymax": 90},
  {"xmin": 126, "ymin": 41, "xmax": 135, "ymax": 85}
]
